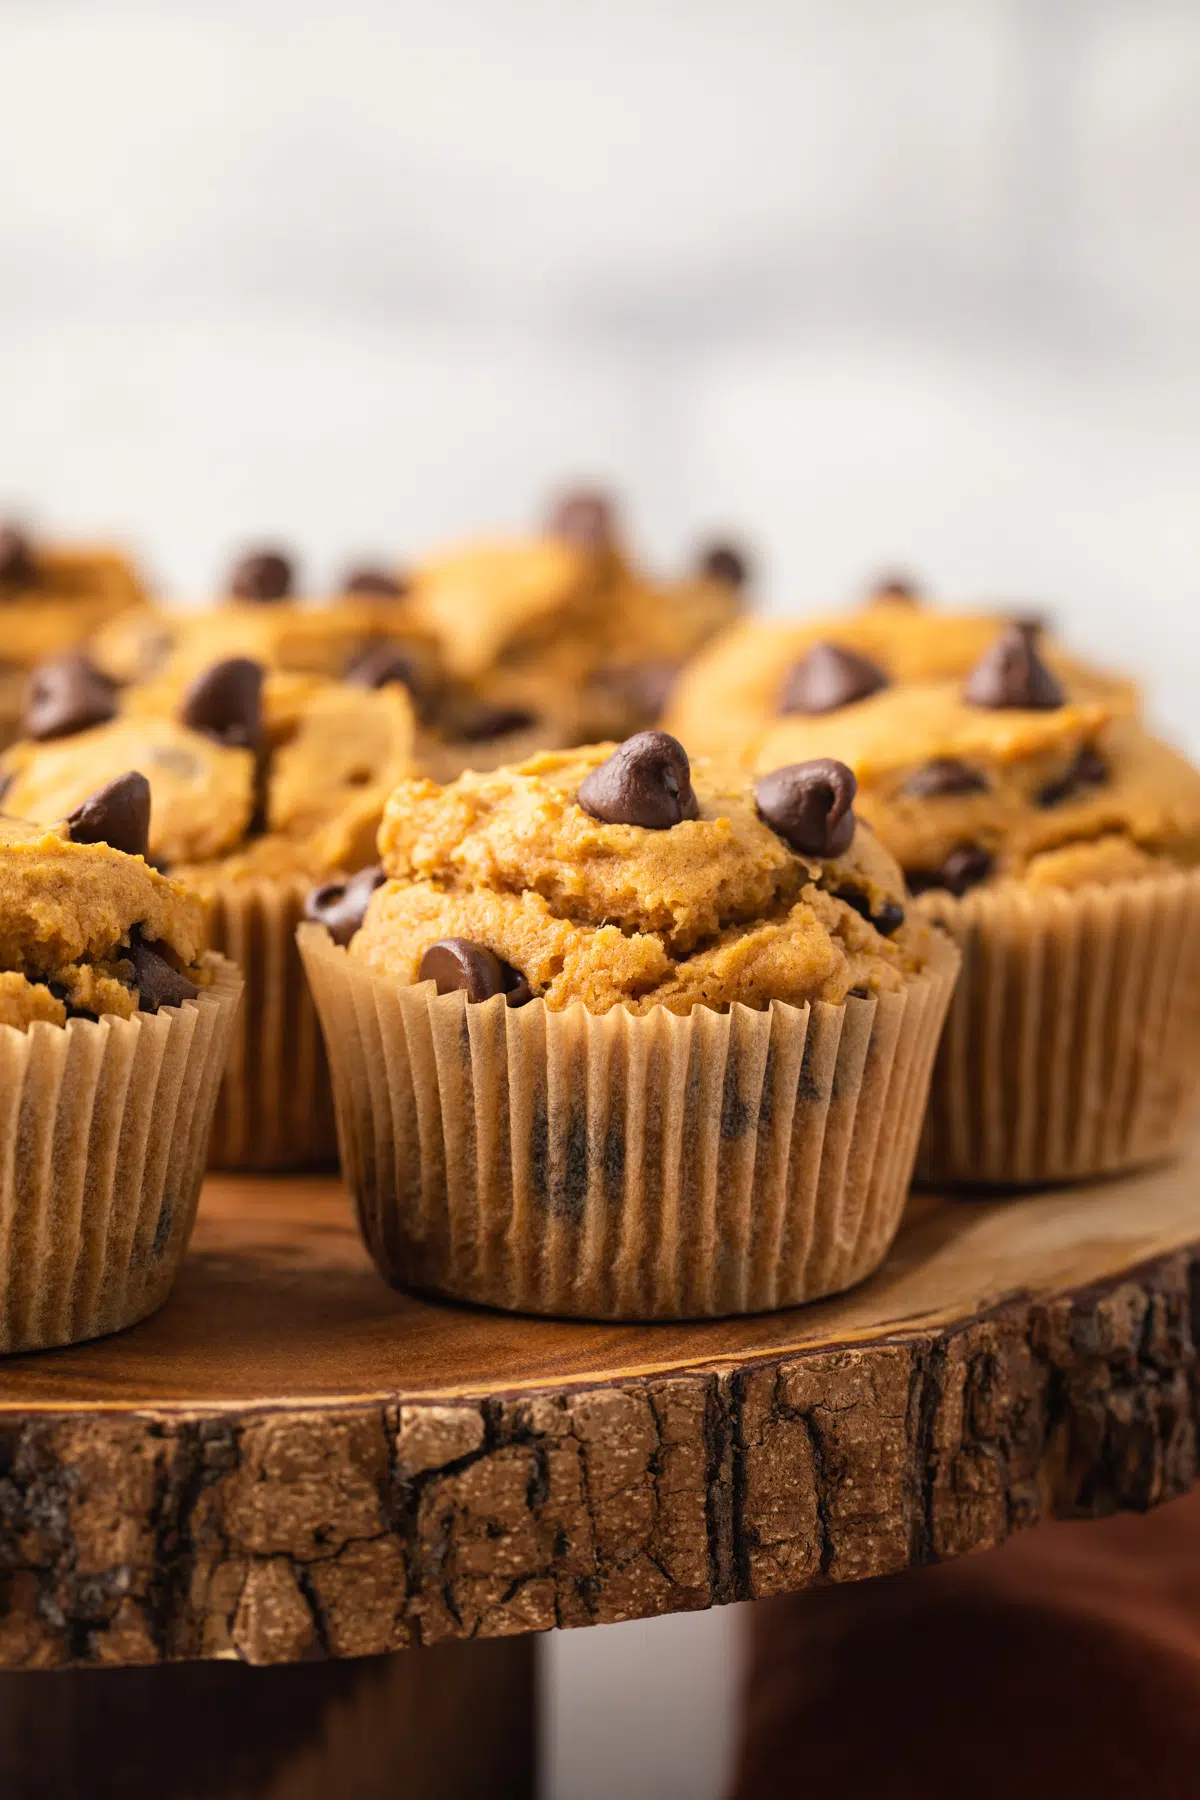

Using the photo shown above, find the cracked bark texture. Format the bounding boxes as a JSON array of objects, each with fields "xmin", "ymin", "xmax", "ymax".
[{"xmin": 1, "ymin": 1248, "xmax": 1196, "ymax": 1669}]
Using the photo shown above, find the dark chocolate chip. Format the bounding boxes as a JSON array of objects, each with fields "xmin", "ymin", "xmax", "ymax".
[
  {"xmin": 779, "ymin": 642, "xmax": 888, "ymax": 715},
  {"xmin": 180, "ymin": 658, "xmax": 263, "ymax": 750},
  {"xmin": 838, "ymin": 889, "xmax": 906, "ymax": 937},
  {"xmin": 585, "ymin": 661, "xmax": 678, "ymax": 722},
  {"xmin": 0, "ymin": 524, "xmax": 36, "ymax": 587},
  {"xmin": 303, "ymin": 864, "xmax": 386, "ymax": 948},
  {"xmin": 754, "ymin": 759, "xmax": 857, "ymax": 858},
  {"xmin": 341, "ymin": 566, "xmax": 409, "ymax": 599},
  {"xmin": 696, "ymin": 541, "xmax": 750, "ymax": 588},
  {"xmin": 903, "ymin": 758, "xmax": 989, "ymax": 798},
  {"xmin": 227, "ymin": 548, "xmax": 293, "ymax": 602},
  {"xmin": 866, "ymin": 569, "xmax": 921, "ymax": 604},
  {"xmin": 1036, "ymin": 743, "xmax": 1109, "ymax": 809},
  {"xmin": 546, "ymin": 489, "xmax": 617, "ymax": 551},
  {"xmin": 907, "ymin": 844, "xmax": 994, "ymax": 898},
  {"xmin": 577, "ymin": 730, "xmax": 699, "ymax": 830},
  {"xmin": 344, "ymin": 642, "xmax": 422, "ymax": 696},
  {"xmin": 23, "ymin": 654, "xmax": 118, "ymax": 740},
  {"xmin": 456, "ymin": 704, "xmax": 537, "ymax": 743},
  {"xmin": 418, "ymin": 937, "xmax": 532, "ymax": 1007},
  {"xmin": 963, "ymin": 622, "xmax": 1064, "ymax": 711},
  {"xmin": 66, "ymin": 771, "xmax": 151, "ymax": 860},
  {"xmin": 127, "ymin": 935, "xmax": 199, "ymax": 1013}
]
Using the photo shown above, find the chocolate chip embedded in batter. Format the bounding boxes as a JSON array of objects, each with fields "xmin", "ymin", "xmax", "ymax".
[
  {"xmin": 419, "ymin": 937, "xmax": 531, "ymax": 1006},
  {"xmin": 907, "ymin": 844, "xmax": 994, "ymax": 898},
  {"xmin": 586, "ymin": 661, "xmax": 678, "ymax": 722},
  {"xmin": 1036, "ymin": 743, "xmax": 1109, "ymax": 808},
  {"xmin": 127, "ymin": 934, "xmax": 199, "ymax": 1013},
  {"xmin": 24, "ymin": 654, "xmax": 118, "ymax": 740},
  {"xmin": 456, "ymin": 703, "xmax": 538, "ymax": 743},
  {"xmin": 227, "ymin": 547, "xmax": 293, "ymax": 602},
  {"xmin": 577, "ymin": 730, "xmax": 699, "ymax": 830},
  {"xmin": 963, "ymin": 622, "xmax": 1064, "ymax": 711},
  {"xmin": 344, "ymin": 642, "xmax": 422, "ymax": 696},
  {"xmin": 865, "ymin": 569, "xmax": 921, "ymax": 605},
  {"xmin": 303, "ymin": 864, "xmax": 387, "ymax": 948},
  {"xmin": 903, "ymin": 758, "xmax": 989, "ymax": 798},
  {"xmin": 0, "ymin": 523, "xmax": 35, "ymax": 587},
  {"xmin": 66, "ymin": 771, "xmax": 151, "ymax": 860},
  {"xmin": 755, "ymin": 759, "xmax": 858, "ymax": 858},
  {"xmin": 341, "ymin": 566, "xmax": 408, "ymax": 599},
  {"xmin": 546, "ymin": 489, "xmax": 617, "ymax": 551},
  {"xmin": 181, "ymin": 657, "xmax": 263, "ymax": 750},
  {"xmin": 779, "ymin": 643, "xmax": 888, "ymax": 715},
  {"xmin": 696, "ymin": 541, "xmax": 750, "ymax": 589}
]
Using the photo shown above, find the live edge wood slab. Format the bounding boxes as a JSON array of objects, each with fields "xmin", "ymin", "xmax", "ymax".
[{"xmin": 2, "ymin": 1144, "xmax": 1199, "ymax": 1672}]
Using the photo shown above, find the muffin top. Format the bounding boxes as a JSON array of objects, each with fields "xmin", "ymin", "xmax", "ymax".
[
  {"xmin": 0, "ymin": 780, "xmax": 207, "ymax": 1030},
  {"xmin": 0, "ymin": 660, "xmax": 416, "ymax": 883},
  {"xmin": 752, "ymin": 625, "xmax": 1200, "ymax": 894},
  {"xmin": 664, "ymin": 599, "xmax": 1134, "ymax": 767},
  {"xmin": 347, "ymin": 733, "xmax": 932, "ymax": 1016},
  {"xmin": 0, "ymin": 522, "xmax": 145, "ymax": 668}
]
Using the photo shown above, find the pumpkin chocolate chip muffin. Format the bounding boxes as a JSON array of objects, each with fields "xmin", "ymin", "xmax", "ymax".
[
  {"xmin": 0, "ymin": 518, "xmax": 146, "ymax": 748},
  {"xmin": 2, "ymin": 659, "xmax": 416, "ymax": 1168},
  {"xmin": 300, "ymin": 732, "xmax": 958, "ymax": 1319},
  {"xmin": 757, "ymin": 624, "xmax": 1200, "ymax": 1184},
  {"xmin": 0, "ymin": 776, "xmax": 241, "ymax": 1351}
]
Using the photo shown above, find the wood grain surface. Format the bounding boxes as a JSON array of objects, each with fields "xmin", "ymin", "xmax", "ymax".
[{"xmin": 1, "ymin": 1147, "xmax": 1199, "ymax": 1668}]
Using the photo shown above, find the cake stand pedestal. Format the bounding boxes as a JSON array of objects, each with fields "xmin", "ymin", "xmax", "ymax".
[{"xmin": 2, "ymin": 1145, "xmax": 1199, "ymax": 1797}]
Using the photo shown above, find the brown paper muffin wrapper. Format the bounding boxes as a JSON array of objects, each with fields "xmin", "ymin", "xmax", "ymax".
[
  {"xmin": 917, "ymin": 870, "xmax": 1200, "ymax": 1187},
  {"xmin": 299, "ymin": 926, "xmax": 960, "ymax": 1319},
  {"xmin": 204, "ymin": 875, "xmax": 338, "ymax": 1170},
  {"xmin": 0, "ymin": 957, "xmax": 242, "ymax": 1354}
]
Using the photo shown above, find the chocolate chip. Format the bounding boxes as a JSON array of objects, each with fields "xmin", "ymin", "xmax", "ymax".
[
  {"xmin": 577, "ymin": 730, "xmax": 699, "ymax": 830},
  {"xmin": 866, "ymin": 570, "xmax": 920, "ymax": 604},
  {"xmin": 1036, "ymin": 743, "xmax": 1109, "ymax": 808},
  {"xmin": 456, "ymin": 704, "xmax": 537, "ymax": 743},
  {"xmin": 546, "ymin": 489, "xmax": 617, "ymax": 551},
  {"xmin": 696, "ymin": 541, "xmax": 750, "ymax": 588},
  {"xmin": 344, "ymin": 643, "xmax": 421, "ymax": 696},
  {"xmin": 66, "ymin": 771, "xmax": 151, "ymax": 860},
  {"xmin": 0, "ymin": 524, "xmax": 35, "ymax": 587},
  {"xmin": 227, "ymin": 548, "xmax": 293, "ymax": 602},
  {"xmin": 836, "ymin": 887, "xmax": 905, "ymax": 937},
  {"xmin": 907, "ymin": 844, "xmax": 994, "ymax": 898},
  {"xmin": 779, "ymin": 642, "xmax": 888, "ymax": 715},
  {"xmin": 903, "ymin": 758, "xmax": 989, "ymax": 798},
  {"xmin": 586, "ymin": 661, "xmax": 677, "ymax": 722},
  {"xmin": 23, "ymin": 654, "xmax": 118, "ymax": 740},
  {"xmin": 303, "ymin": 864, "xmax": 386, "ymax": 948},
  {"xmin": 418, "ymin": 937, "xmax": 532, "ymax": 1006},
  {"xmin": 127, "ymin": 934, "xmax": 199, "ymax": 1013},
  {"xmin": 963, "ymin": 622, "xmax": 1064, "ymax": 711},
  {"xmin": 755, "ymin": 759, "xmax": 858, "ymax": 858},
  {"xmin": 181, "ymin": 658, "xmax": 263, "ymax": 750},
  {"xmin": 342, "ymin": 566, "xmax": 408, "ymax": 599}
]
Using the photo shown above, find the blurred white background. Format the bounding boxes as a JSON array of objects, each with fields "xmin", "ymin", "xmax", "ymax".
[{"xmin": 2, "ymin": 2, "xmax": 1197, "ymax": 1791}]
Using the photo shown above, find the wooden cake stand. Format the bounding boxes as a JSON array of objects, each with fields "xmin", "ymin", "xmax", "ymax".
[{"xmin": 2, "ymin": 1144, "xmax": 1199, "ymax": 1797}]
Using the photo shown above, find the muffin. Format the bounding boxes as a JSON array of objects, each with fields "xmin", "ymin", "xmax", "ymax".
[
  {"xmin": 0, "ymin": 778, "xmax": 242, "ymax": 1351},
  {"xmin": 404, "ymin": 492, "xmax": 748, "ymax": 770},
  {"xmin": 754, "ymin": 623, "xmax": 1200, "ymax": 1184},
  {"xmin": 299, "ymin": 732, "xmax": 959, "ymax": 1318},
  {"xmin": 1, "ymin": 658, "xmax": 416, "ymax": 1168},
  {"xmin": 664, "ymin": 593, "xmax": 1134, "ymax": 768},
  {"xmin": 0, "ymin": 519, "xmax": 146, "ymax": 747}
]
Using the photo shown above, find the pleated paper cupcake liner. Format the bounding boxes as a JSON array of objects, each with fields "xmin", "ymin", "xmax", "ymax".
[
  {"xmin": 0, "ymin": 956, "xmax": 242, "ymax": 1354},
  {"xmin": 299, "ymin": 925, "xmax": 960, "ymax": 1319},
  {"xmin": 204, "ymin": 875, "xmax": 339, "ymax": 1170},
  {"xmin": 916, "ymin": 869, "xmax": 1200, "ymax": 1186}
]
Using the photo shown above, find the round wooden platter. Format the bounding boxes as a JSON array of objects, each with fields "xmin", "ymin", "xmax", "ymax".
[{"xmin": 2, "ymin": 1144, "xmax": 1200, "ymax": 1672}]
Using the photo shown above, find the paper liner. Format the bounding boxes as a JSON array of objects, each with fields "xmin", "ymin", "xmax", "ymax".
[
  {"xmin": 299, "ymin": 926, "xmax": 959, "ymax": 1319},
  {"xmin": 0, "ymin": 957, "xmax": 242, "ymax": 1354},
  {"xmin": 917, "ymin": 870, "xmax": 1200, "ymax": 1186},
  {"xmin": 204, "ymin": 875, "xmax": 338, "ymax": 1170}
]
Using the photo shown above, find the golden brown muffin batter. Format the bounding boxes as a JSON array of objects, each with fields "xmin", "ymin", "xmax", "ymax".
[{"xmin": 353, "ymin": 741, "xmax": 931, "ymax": 1015}]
